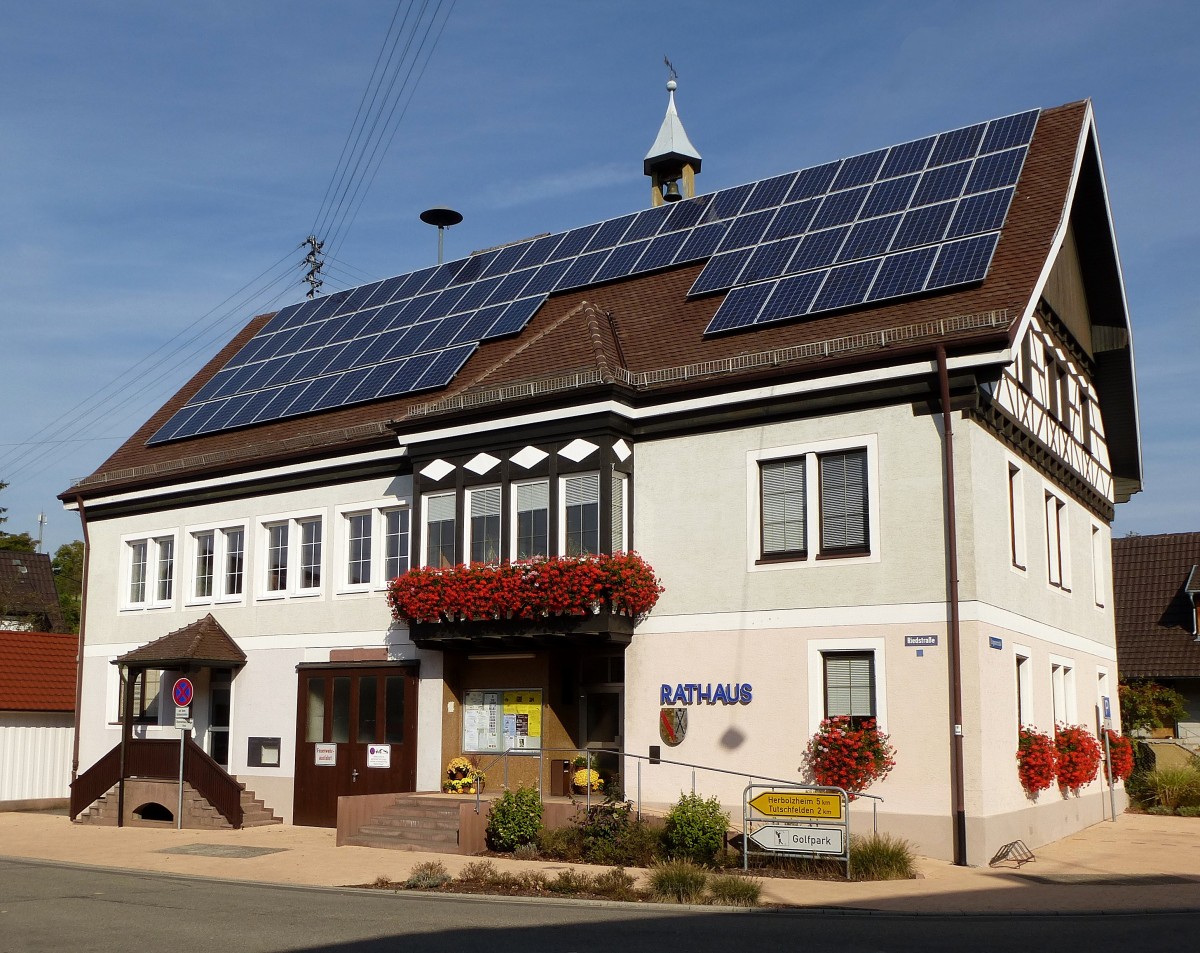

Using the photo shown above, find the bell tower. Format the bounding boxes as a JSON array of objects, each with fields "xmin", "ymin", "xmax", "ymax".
[{"xmin": 644, "ymin": 74, "xmax": 702, "ymax": 207}]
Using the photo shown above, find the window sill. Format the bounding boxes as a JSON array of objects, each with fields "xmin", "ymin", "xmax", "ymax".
[
  {"xmin": 755, "ymin": 552, "xmax": 808, "ymax": 566},
  {"xmin": 816, "ymin": 548, "xmax": 871, "ymax": 560}
]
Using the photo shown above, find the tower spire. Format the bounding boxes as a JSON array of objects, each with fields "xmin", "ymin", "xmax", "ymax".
[{"xmin": 644, "ymin": 65, "xmax": 702, "ymax": 207}]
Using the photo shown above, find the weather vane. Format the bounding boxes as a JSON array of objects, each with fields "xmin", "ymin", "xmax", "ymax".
[{"xmin": 664, "ymin": 56, "xmax": 677, "ymax": 83}]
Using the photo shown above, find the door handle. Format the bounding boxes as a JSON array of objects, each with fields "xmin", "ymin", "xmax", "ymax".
[{"xmin": 351, "ymin": 769, "xmax": 359, "ymax": 783}]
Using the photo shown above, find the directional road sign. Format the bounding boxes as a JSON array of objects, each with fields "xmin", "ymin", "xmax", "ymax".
[
  {"xmin": 749, "ymin": 824, "xmax": 844, "ymax": 854},
  {"xmin": 748, "ymin": 790, "xmax": 842, "ymax": 820}
]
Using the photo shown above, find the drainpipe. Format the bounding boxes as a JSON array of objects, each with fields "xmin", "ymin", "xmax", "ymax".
[
  {"xmin": 70, "ymin": 496, "xmax": 91, "ymax": 786},
  {"xmin": 936, "ymin": 346, "xmax": 968, "ymax": 867}
]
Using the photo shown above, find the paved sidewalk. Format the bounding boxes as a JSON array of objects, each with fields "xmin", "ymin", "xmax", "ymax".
[{"xmin": 2, "ymin": 811, "xmax": 1199, "ymax": 914}]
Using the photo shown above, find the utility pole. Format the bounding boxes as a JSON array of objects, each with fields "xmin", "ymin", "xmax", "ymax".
[
  {"xmin": 36, "ymin": 512, "xmax": 46, "ymax": 553},
  {"xmin": 303, "ymin": 236, "xmax": 325, "ymax": 298}
]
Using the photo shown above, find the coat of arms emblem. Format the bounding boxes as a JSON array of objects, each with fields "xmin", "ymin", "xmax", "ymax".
[{"xmin": 659, "ymin": 707, "xmax": 687, "ymax": 746}]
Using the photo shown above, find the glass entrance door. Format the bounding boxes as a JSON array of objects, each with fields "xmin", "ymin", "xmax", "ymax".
[{"xmin": 207, "ymin": 670, "xmax": 231, "ymax": 768}]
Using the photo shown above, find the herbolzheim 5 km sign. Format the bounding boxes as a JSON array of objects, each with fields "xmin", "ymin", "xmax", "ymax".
[{"xmin": 743, "ymin": 784, "xmax": 850, "ymax": 878}]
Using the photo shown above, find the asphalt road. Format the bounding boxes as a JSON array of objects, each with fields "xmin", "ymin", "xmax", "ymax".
[{"xmin": 1, "ymin": 858, "xmax": 1196, "ymax": 953}]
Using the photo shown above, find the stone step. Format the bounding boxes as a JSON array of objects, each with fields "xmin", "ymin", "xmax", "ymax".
[
  {"xmin": 367, "ymin": 815, "xmax": 460, "ymax": 831},
  {"xmin": 357, "ymin": 824, "xmax": 459, "ymax": 844},
  {"xmin": 344, "ymin": 836, "xmax": 453, "ymax": 853},
  {"xmin": 376, "ymin": 805, "xmax": 461, "ymax": 820}
]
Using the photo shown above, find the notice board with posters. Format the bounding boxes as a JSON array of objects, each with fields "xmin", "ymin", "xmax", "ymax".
[{"xmin": 462, "ymin": 688, "xmax": 542, "ymax": 753}]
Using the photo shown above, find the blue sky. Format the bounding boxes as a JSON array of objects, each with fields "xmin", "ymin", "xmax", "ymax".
[{"xmin": 2, "ymin": 1, "xmax": 1196, "ymax": 554}]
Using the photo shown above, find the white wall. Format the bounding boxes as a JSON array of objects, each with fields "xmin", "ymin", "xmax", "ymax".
[{"xmin": 0, "ymin": 712, "xmax": 74, "ymax": 802}]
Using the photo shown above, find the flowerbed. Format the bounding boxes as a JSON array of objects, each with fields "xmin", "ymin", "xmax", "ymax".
[
  {"xmin": 803, "ymin": 717, "xmax": 895, "ymax": 798},
  {"xmin": 387, "ymin": 552, "xmax": 663, "ymax": 624}
]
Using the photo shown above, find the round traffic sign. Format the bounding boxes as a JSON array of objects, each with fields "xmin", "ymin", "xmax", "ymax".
[{"xmin": 172, "ymin": 677, "xmax": 194, "ymax": 708}]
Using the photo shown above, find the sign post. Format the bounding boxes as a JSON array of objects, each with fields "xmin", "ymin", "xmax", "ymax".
[
  {"xmin": 744, "ymin": 784, "xmax": 850, "ymax": 878},
  {"xmin": 172, "ymin": 677, "xmax": 194, "ymax": 830}
]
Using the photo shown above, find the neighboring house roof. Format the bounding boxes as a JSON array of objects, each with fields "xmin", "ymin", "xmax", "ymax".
[
  {"xmin": 1113, "ymin": 532, "xmax": 1200, "ymax": 678},
  {"xmin": 0, "ymin": 630, "xmax": 77, "ymax": 712},
  {"xmin": 0, "ymin": 550, "xmax": 66, "ymax": 632},
  {"xmin": 114, "ymin": 613, "xmax": 247, "ymax": 670},
  {"xmin": 60, "ymin": 99, "xmax": 1140, "ymax": 505}
]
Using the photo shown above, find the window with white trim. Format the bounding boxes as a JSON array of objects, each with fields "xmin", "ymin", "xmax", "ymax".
[
  {"xmin": 189, "ymin": 525, "xmax": 247, "ymax": 603},
  {"xmin": 124, "ymin": 535, "xmax": 176, "ymax": 608},
  {"xmin": 261, "ymin": 515, "xmax": 323, "ymax": 596},
  {"xmin": 1091, "ymin": 524, "xmax": 1106, "ymax": 608},
  {"xmin": 346, "ymin": 512, "xmax": 372, "ymax": 585},
  {"xmin": 759, "ymin": 447, "xmax": 870, "ymax": 561},
  {"xmin": 424, "ymin": 492, "xmax": 456, "ymax": 568},
  {"xmin": 513, "ymin": 480, "xmax": 549, "ymax": 560},
  {"xmin": 562, "ymin": 472, "xmax": 600, "ymax": 556},
  {"xmin": 1045, "ymin": 491, "xmax": 1070, "ymax": 590},
  {"xmin": 1051, "ymin": 660, "xmax": 1075, "ymax": 724},
  {"xmin": 1008, "ymin": 463, "xmax": 1026, "ymax": 570},
  {"xmin": 466, "ymin": 485, "xmax": 502, "ymax": 564},
  {"xmin": 823, "ymin": 652, "xmax": 876, "ymax": 726},
  {"xmin": 1015, "ymin": 651, "xmax": 1033, "ymax": 729},
  {"xmin": 384, "ymin": 508, "xmax": 410, "ymax": 580}
]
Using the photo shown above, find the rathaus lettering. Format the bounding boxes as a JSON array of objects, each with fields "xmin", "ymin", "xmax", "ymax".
[{"xmin": 660, "ymin": 683, "xmax": 752, "ymax": 705}]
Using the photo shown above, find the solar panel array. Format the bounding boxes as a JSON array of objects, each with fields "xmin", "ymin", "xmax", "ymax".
[
  {"xmin": 148, "ymin": 107, "xmax": 1039, "ymax": 444},
  {"xmin": 701, "ymin": 108, "xmax": 1039, "ymax": 333}
]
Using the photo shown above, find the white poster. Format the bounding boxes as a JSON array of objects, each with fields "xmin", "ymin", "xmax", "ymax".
[
  {"xmin": 314, "ymin": 743, "xmax": 337, "ymax": 766},
  {"xmin": 367, "ymin": 744, "xmax": 391, "ymax": 768}
]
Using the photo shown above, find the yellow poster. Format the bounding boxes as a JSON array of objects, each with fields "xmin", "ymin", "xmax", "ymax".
[{"xmin": 502, "ymin": 690, "xmax": 542, "ymax": 746}]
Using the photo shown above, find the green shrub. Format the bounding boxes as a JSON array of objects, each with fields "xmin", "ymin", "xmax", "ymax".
[
  {"xmin": 547, "ymin": 869, "xmax": 593, "ymax": 894},
  {"xmin": 512, "ymin": 842, "xmax": 539, "ymax": 860},
  {"xmin": 1177, "ymin": 805, "xmax": 1200, "ymax": 818},
  {"xmin": 405, "ymin": 860, "xmax": 451, "ymax": 888},
  {"xmin": 662, "ymin": 793, "xmax": 729, "ymax": 864},
  {"xmin": 514, "ymin": 870, "xmax": 549, "ymax": 891},
  {"xmin": 592, "ymin": 866, "xmax": 639, "ymax": 901},
  {"xmin": 649, "ymin": 859, "xmax": 709, "ymax": 903},
  {"xmin": 485, "ymin": 786, "xmax": 544, "ymax": 852},
  {"xmin": 1147, "ymin": 804, "xmax": 1176, "ymax": 815},
  {"xmin": 1141, "ymin": 767, "xmax": 1200, "ymax": 810},
  {"xmin": 572, "ymin": 800, "xmax": 664, "ymax": 866},
  {"xmin": 1119, "ymin": 680, "xmax": 1188, "ymax": 733},
  {"xmin": 849, "ymin": 833, "xmax": 916, "ymax": 881},
  {"xmin": 537, "ymin": 824, "xmax": 584, "ymax": 861},
  {"xmin": 707, "ymin": 872, "xmax": 762, "ymax": 906}
]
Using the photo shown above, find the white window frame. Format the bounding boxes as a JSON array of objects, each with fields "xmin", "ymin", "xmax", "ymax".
[
  {"xmin": 611, "ymin": 471, "xmax": 629, "ymax": 553},
  {"xmin": 1044, "ymin": 487, "xmax": 1071, "ymax": 592},
  {"xmin": 1050, "ymin": 655, "xmax": 1076, "ymax": 725},
  {"xmin": 184, "ymin": 521, "xmax": 249, "ymax": 607},
  {"xmin": 257, "ymin": 509, "xmax": 325, "ymax": 600},
  {"xmin": 560, "ymin": 471, "xmax": 601, "ymax": 557},
  {"xmin": 344, "ymin": 510, "xmax": 374, "ymax": 587},
  {"xmin": 334, "ymin": 498, "xmax": 412, "ymax": 593},
  {"xmin": 120, "ymin": 530, "xmax": 179, "ymax": 611},
  {"xmin": 1014, "ymin": 643, "xmax": 1034, "ymax": 730},
  {"xmin": 511, "ymin": 478, "xmax": 550, "ymax": 561},
  {"xmin": 807, "ymin": 637, "xmax": 888, "ymax": 734},
  {"xmin": 1091, "ymin": 523, "xmax": 1107, "ymax": 609},
  {"xmin": 465, "ymin": 484, "xmax": 503, "ymax": 565},
  {"xmin": 1007, "ymin": 459, "xmax": 1027, "ymax": 573},
  {"xmin": 747, "ymin": 434, "xmax": 880, "ymax": 573},
  {"xmin": 422, "ymin": 491, "xmax": 457, "ymax": 569}
]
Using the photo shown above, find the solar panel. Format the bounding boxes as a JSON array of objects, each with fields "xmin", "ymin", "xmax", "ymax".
[{"xmin": 149, "ymin": 106, "xmax": 1040, "ymax": 441}]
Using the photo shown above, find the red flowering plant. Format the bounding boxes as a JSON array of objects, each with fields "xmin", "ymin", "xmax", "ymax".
[
  {"xmin": 802, "ymin": 717, "xmax": 895, "ymax": 799},
  {"xmin": 387, "ymin": 552, "xmax": 664, "ymax": 625},
  {"xmin": 1055, "ymin": 723, "xmax": 1102, "ymax": 794},
  {"xmin": 1102, "ymin": 728, "xmax": 1135, "ymax": 783},
  {"xmin": 1016, "ymin": 726, "xmax": 1056, "ymax": 796}
]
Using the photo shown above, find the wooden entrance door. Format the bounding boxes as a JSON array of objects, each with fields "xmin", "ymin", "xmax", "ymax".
[{"xmin": 292, "ymin": 664, "xmax": 419, "ymax": 827}]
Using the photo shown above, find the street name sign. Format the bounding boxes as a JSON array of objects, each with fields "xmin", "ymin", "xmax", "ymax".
[
  {"xmin": 749, "ymin": 790, "xmax": 842, "ymax": 820},
  {"xmin": 749, "ymin": 824, "xmax": 844, "ymax": 854}
]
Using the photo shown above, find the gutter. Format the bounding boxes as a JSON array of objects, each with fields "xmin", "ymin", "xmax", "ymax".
[
  {"xmin": 70, "ymin": 495, "xmax": 91, "ymax": 783},
  {"xmin": 936, "ymin": 346, "xmax": 968, "ymax": 866}
]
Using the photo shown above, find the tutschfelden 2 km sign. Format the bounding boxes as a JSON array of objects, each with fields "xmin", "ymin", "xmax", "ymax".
[{"xmin": 743, "ymin": 784, "xmax": 851, "ymax": 878}]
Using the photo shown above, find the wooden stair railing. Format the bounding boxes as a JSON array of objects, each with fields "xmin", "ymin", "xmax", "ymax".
[{"xmin": 69, "ymin": 736, "xmax": 244, "ymax": 827}]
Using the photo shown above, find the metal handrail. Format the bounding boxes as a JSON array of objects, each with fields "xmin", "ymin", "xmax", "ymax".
[{"xmin": 468, "ymin": 745, "xmax": 883, "ymax": 832}]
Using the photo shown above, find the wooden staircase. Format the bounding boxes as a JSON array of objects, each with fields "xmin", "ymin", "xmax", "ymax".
[{"xmin": 342, "ymin": 795, "xmax": 463, "ymax": 852}]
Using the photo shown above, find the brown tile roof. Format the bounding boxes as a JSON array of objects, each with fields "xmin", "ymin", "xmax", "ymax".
[
  {"xmin": 0, "ymin": 630, "xmax": 77, "ymax": 712},
  {"xmin": 114, "ymin": 613, "xmax": 247, "ymax": 669},
  {"xmin": 0, "ymin": 549, "xmax": 66, "ymax": 632},
  {"xmin": 1113, "ymin": 533, "xmax": 1200, "ymax": 678},
  {"xmin": 65, "ymin": 102, "xmax": 1089, "ymax": 500}
]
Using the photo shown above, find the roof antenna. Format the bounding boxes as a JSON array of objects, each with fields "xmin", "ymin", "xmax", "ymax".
[{"xmin": 420, "ymin": 207, "xmax": 463, "ymax": 264}]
